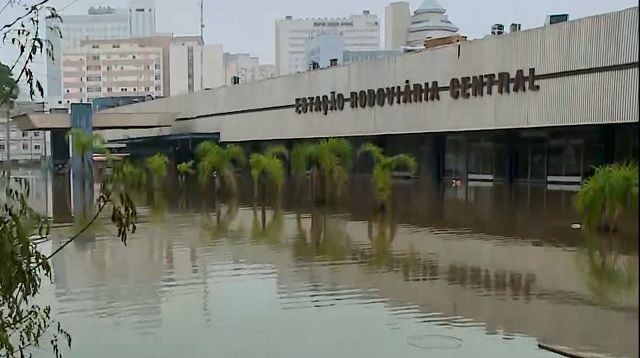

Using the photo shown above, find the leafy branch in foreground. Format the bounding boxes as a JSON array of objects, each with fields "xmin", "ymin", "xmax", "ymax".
[{"xmin": 0, "ymin": 168, "xmax": 137, "ymax": 358}]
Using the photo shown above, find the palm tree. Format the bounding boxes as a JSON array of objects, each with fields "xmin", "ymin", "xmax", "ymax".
[
  {"xmin": 66, "ymin": 128, "xmax": 107, "ymax": 220},
  {"xmin": 195, "ymin": 141, "xmax": 246, "ymax": 197},
  {"xmin": 290, "ymin": 138, "xmax": 352, "ymax": 204},
  {"xmin": 177, "ymin": 160, "xmax": 195, "ymax": 186},
  {"xmin": 575, "ymin": 162, "xmax": 638, "ymax": 233},
  {"xmin": 249, "ymin": 145, "xmax": 288, "ymax": 206},
  {"xmin": 145, "ymin": 153, "xmax": 169, "ymax": 190},
  {"xmin": 357, "ymin": 143, "xmax": 417, "ymax": 211}
]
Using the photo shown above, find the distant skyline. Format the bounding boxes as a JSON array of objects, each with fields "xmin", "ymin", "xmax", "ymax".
[
  {"xmin": 38, "ymin": 0, "xmax": 636, "ymax": 64},
  {"xmin": 0, "ymin": 0, "xmax": 636, "ymax": 98}
]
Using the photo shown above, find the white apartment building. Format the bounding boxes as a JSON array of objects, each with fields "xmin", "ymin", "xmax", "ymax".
[
  {"xmin": 1, "ymin": 102, "xmax": 47, "ymax": 162},
  {"xmin": 169, "ymin": 40, "xmax": 224, "ymax": 95},
  {"xmin": 223, "ymin": 54, "xmax": 273, "ymax": 85},
  {"xmin": 46, "ymin": 1, "xmax": 156, "ymax": 106},
  {"xmin": 128, "ymin": 0, "xmax": 157, "ymax": 38},
  {"xmin": 275, "ymin": 10, "xmax": 380, "ymax": 75},
  {"xmin": 62, "ymin": 40, "xmax": 164, "ymax": 104}
]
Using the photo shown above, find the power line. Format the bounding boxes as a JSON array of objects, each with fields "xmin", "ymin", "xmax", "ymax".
[{"xmin": 58, "ymin": 0, "xmax": 82, "ymax": 13}]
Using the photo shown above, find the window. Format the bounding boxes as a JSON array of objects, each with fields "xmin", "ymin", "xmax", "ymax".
[
  {"xmin": 154, "ymin": 75, "xmax": 161, "ymax": 80},
  {"xmin": 154, "ymin": 86, "xmax": 161, "ymax": 91},
  {"xmin": 144, "ymin": 86, "xmax": 150, "ymax": 91},
  {"xmin": 146, "ymin": 65, "xmax": 150, "ymax": 70},
  {"xmin": 0, "ymin": 144, "xmax": 4, "ymax": 151},
  {"xmin": 91, "ymin": 44, "xmax": 99, "ymax": 49},
  {"xmin": 92, "ymin": 55, "xmax": 100, "ymax": 60},
  {"xmin": 133, "ymin": 88, "xmax": 137, "ymax": 92},
  {"xmin": 22, "ymin": 132, "xmax": 28, "ymax": 137},
  {"xmin": 106, "ymin": 65, "xmax": 111, "ymax": 70},
  {"xmin": 107, "ymin": 87, "xmax": 112, "ymax": 92},
  {"xmin": 154, "ymin": 64, "xmax": 161, "ymax": 70},
  {"xmin": 132, "ymin": 55, "xmax": 136, "ymax": 59},
  {"xmin": 34, "ymin": 144, "xmax": 41, "ymax": 150},
  {"xmin": 22, "ymin": 143, "xmax": 28, "ymax": 150},
  {"xmin": 34, "ymin": 132, "xmax": 40, "ymax": 137},
  {"xmin": 112, "ymin": 44, "xmax": 120, "ymax": 49}
]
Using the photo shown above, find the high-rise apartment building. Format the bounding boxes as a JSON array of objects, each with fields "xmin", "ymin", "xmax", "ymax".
[
  {"xmin": 46, "ymin": 1, "xmax": 157, "ymax": 106},
  {"xmin": 275, "ymin": 10, "xmax": 380, "ymax": 75},
  {"xmin": 129, "ymin": 0, "xmax": 157, "ymax": 38},
  {"xmin": 170, "ymin": 41, "xmax": 224, "ymax": 95},
  {"xmin": 384, "ymin": 2, "xmax": 410, "ymax": 48},
  {"xmin": 62, "ymin": 40, "xmax": 164, "ymax": 104}
]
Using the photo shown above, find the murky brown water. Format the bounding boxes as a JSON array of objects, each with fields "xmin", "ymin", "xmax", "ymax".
[{"xmin": 30, "ymin": 175, "xmax": 638, "ymax": 357}]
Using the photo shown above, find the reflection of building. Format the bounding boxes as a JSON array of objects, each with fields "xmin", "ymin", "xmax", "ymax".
[{"xmin": 275, "ymin": 11, "xmax": 381, "ymax": 75}]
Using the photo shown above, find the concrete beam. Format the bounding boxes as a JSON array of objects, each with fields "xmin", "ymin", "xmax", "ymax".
[{"xmin": 12, "ymin": 112, "xmax": 178, "ymax": 131}]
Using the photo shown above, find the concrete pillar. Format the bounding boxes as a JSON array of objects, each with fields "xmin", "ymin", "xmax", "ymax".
[
  {"xmin": 69, "ymin": 103, "xmax": 94, "ymax": 222},
  {"xmin": 50, "ymin": 129, "xmax": 72, "ymax": 223},
  {"xmin": 505, "ymin": 132, "xmax": 517, "ymax": 184},
  {"xmin": 424, "ymin": 134, "xmax": 444, "ymax": 185}
]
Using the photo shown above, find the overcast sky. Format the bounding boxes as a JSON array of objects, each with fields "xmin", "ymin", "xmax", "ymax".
[{"xmin": 32, "ymin": 0, "xmax": 640, "ymax": 64}]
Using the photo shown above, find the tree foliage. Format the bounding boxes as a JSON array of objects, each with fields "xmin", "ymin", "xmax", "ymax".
[
  {"xmin": 1, "ymin": 169, "xmax": 137, "ymax": 357},
  {"xmin": 575, "ymin": 162, "xmax": 638, "ymax": 232},
  {"xmin": 145, "ymin": 153, "xmax": 169, "ymax": 189},
  {"xmin": 2, "ymin": 0, "xmax": 61, "ymax": 101},
  {"xmin": 290, "ymin": 138, "xmax": 352, "ymax": 204},
  {"xmin": 357, "ymin": 143, "xmax": 417, "ymax": 204},
  {"xmin": 0, "ymin": 62, "xmax": 19, "ymax": 107},
  {"xmin": 249, "ymin": 145, "xmax": 287, "ymax": 204},
  {"xmin": 195, "ymin": 141, "xmax": 245, "ymax": 195}
]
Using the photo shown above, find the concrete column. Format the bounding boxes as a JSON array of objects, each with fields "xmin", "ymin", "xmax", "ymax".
[
  {"xmin": 70, "ymin": 103, "xmax": 94, "ymax": 222},
  {"xmin": 424, "ymin": 134, "xmax": 444, "ymax": 185},
  {"xmin": 50, "ymin": 129, "xmax": 72, "ymax": 223}
]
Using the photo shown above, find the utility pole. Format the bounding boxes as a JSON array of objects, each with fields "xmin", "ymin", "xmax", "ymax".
[
  {"xmin": 199, "ymin": 0, "xmax": 204, "ymax": 91},
  {"xmin": 5, "ymin": 106, "xmax": 10, "ymax": 176}
]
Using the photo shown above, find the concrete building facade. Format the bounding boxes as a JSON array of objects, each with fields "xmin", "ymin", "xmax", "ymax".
[
  {"xmin": 275, "ymin": 11, "xmax": 381, "ymax": 75},
  {"xmin": 304, "ymin": 32, "xmax": 345, "ymax": 69},
  {"xmin": 128, "ymin": 0, "xmax": 157, "ymax": 38},
  {"xmin": 384, "ymin": 2, "xmax": 411, "ymax": 49},
  {"xmin": 1, "ymin": 102, "xmax": 47, "ymax": 162},
  {"xmin": 95, "ymin": 7, "xmax": 639, "ymax": 187},
  {"xmin": 62, "ymin": 40, "xmax": 164, "ymax": 104},
  {"xmin": 170, "ymin": 42, "xmax": 224, "ymax": 95},
  {"xmin": 46, "ymin": 1, "xmax": 157, "ymax": 106}
]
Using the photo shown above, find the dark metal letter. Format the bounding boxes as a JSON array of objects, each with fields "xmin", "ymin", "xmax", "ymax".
[
  {"xmin": 449, "ymin": 78, "xmax": 460, "ymax": 99},
  {"xmin": 460, "ymin": 76, "xmax": 471, "ymax": 99}
]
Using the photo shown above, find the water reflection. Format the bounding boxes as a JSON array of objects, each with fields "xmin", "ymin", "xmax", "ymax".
[{"xmin": 29, "ymin": 174, "xmax": 639, "ymax": 358}]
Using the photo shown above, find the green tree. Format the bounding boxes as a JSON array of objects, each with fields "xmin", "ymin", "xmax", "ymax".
[
  {"xmin": 357, "ymin": 143, "xmax": 417, "ymax": 210},
  {"xmin": 0, "ymin": 63, "xmax": 19, "ymax": 107},
  {"xmin": 575, "ymin": 162, "xmax": 638, "ymax": 233},
  {"xmin": 145, "ymin": 153, "xmax": 169, "ymax": 190},
  {"xmin": 290, "ymin": 138, "xmax": 352, "ymax": 204},
  {"xmin": 195, "ymin": 141, "xmax": 245, "ymax": 197},
  {"xmin": 249, "ymin": 145, "xmax": 288, "ymax": 206},
  {"xmin": 177, "ymin": 161, "xmax": 195, "ymax": 185},
  {"xmin": 1, "ymin": 172, "xmax": 136, "ymax": 358}
]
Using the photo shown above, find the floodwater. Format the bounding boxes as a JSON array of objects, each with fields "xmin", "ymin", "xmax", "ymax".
[{"xmin": 22, "ymin": 172, "xmax": 638, "ymax": 358}]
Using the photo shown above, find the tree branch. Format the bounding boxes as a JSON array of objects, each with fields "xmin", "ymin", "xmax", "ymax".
[{"xmin": 0, "ymin": 0, "xmax": 50, "ymax": 32}]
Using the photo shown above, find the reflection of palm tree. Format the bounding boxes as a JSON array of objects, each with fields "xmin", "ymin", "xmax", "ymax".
[
  {"xmin": 250, "ymin": 208, "xmax": 284, "ymax": 246},
  {"xmin": 367, "ymin": 213, "xmax": 397, "ymax": 269},
  {"xmin": 292, "ymin": 208, "xmax": 352, "ymax": 262},
  {"xmin": 578, "ymin": 230, "xmax": 637, "ymax": 302},
  {"xmin": 200, "ymin": 200, "xmax": 239, "ymax": 242}
]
